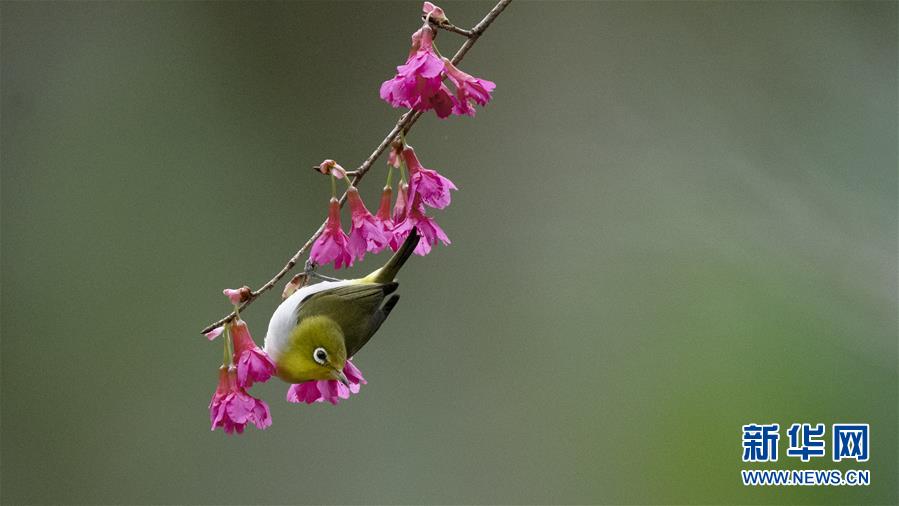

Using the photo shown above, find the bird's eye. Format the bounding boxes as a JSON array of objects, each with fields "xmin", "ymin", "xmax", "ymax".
[{"xmin": 313, "ymin": 347, "xmax": 328, "ymax": 365}]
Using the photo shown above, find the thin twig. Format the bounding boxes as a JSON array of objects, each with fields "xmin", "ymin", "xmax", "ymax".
[
  {"xmin": 201, "ymin": 0, "xmax": 512, "ymax": 335},
  {"xmin": 426, "ymin": 18, "xmax": 473, "ymax": 37}
]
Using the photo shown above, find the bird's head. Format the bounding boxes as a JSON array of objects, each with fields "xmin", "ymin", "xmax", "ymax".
[{"xmin": 275, "ymin": 315, "xmax": 349, "ymax": 384}]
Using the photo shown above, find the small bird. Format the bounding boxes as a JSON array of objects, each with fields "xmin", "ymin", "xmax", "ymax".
[{"xmin": 263, "ymin": 230, "xmax": 419, "ymax": 385}]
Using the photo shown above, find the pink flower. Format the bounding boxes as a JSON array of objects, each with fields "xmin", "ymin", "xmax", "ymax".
[
  {"xmin": 376, "ymin": 186, "xmax": 394, "ymax": 229},
  {"xmin": 387, "ymin": 144, "xmax": 402, "ymax": 169},
  {"xmin": 393, "ymin": 194, "xmax": 450, "ymax": 256},
  {"xmin": 403, "ymin": 146, "xmax": 456, "ymax": 210},
  {"xmin": 309, "ymin": 198, "xmax": 353, "ymax": 269},
  {"xmin": 375, "ymin": 185, "xmax": 399, "ymax": 247},
  {"xmin": 380, "ymin": 26, "xmax": 447, "ymax": 114},
  {"xmin": 346, "ymin": 188, "xmax": 389, "ymax": 261},
  {"xmin": 285, "ymin": 360, "xmax": 367, "ymax": 405},
  {"xmin": 443, "ymin": 59, "xmax": 496, "ymax": 117},
  {"xmin": 209, "ymin": 367, "xmax": 272, "ymax": 434},
  {"xmin": 427, "ymin": 83, "xmax": 456, "ymax": 119},
  {"xmin": 315, "ymin": 159, "xmax": 347, "ymax": 179},
  {"xmin": 223, "ymin": 288, "xmax": 242, "ymax": 305},
  {"xmin": 231, "ymin": 319, "xmax": 276, "ymax": 388},
  {"xmin": 423, "ymin": 1, "xmax": 448, "ymax": 24},
  {"xmin": 388, "ymin": 183, "xmax": 410, "ymax": 251},
  {"xmin": 222, "ymin": 286, "xmax": 251, "ymax": 305},
  {"xmin": 392, "ymin": 182, "xmax": 409, "ymax": 223},
  {"xmin": 380, "ymin": 17, "xmax": 495, "ymax": 118},
  {"xmin": 343, "ymin": 359, "xmax": 366, "ymax": 386},
  {"xmin": 204, "ymin": 327, "xmax": 224, "ymax": 341}
]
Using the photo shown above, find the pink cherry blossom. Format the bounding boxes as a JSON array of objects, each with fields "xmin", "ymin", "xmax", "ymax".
[
  {"xmin": 387, "ymin": 144, "xmax": 402, "ymax": 168},
  {"xmin": 223, "ymin": 288, "xmax": 242, "ymax": 305},
  {"xmin": 346, "ymin": 187, "xmax": 389, "ymax": 261},
  {"xmin": 204, "ymin": 327, "xmax": 224, "ymax": 341},
  {"xmin": 285, "ymin": 360, "xmax": 367, "ymax": 405},
  {"xmin": 392, "ymin": 182, "xmax": 409, "ymax": 222},
  {"xmin": 231, "ymin": 319, "xmax": 276, "ymax": 388},
  {"xmin": 209, "ymin": 367, "xmax": 272, "ymax": 434},
  {"xmin": 222, "ymin": 286, "xmax": 251, "ymax": 305},
  {"xmin": 443, "ymin": 59, "xmax": 496, "ymax": 117},
  {"xmin": 379, "ymin": 26, "xmax": 446, "ymax": 113},
  {"xmin": 375, "ymin": 186, "xmax": 399, "ymax": 248},
  {"xmin": 388, "ymin": 183, "xmax": 410, "ymax": 251},
  {"xmin": 403, "ymin": 146, "xmax": 456, "ymax": 210},
  {"xmin": 427, "ymin": 83, "xmax": 456, "ymax": 119},
  {"xmin": 316, "ymin": 159, "xmax": 347, "ymax": 179},
  {"xmin": 380, "ymin": 14, "xmax": 495, "ymax": 118},
  {"xmin": 393, "ymin": 193, "xmax": 450, "ymax": 256},
  {"xmin": 376, "ymin": 186, "xmax": 394, "ymax": 228},
  {"xmin": 342, "ymin": 359, "xmax": 366, "ymax": 386},
  {"xmin": 423, "ymin": 1, "xmax": 448, "ymax": 24},
  {"xmin": 309, "ymin": 198, "xmax": 353, "ymax": 269}
]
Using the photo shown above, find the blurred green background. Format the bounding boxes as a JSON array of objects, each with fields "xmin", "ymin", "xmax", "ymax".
[{"xmin": 2, "ymin": 1, "xmax": 896, "ymax": 504}]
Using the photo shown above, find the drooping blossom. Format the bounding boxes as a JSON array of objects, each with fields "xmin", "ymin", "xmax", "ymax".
[
  {"xmin": 380, "ymin": 3, "xmax": 495, "ymax": 118},
  {"xmin": 392, "ymin": 182, "xmax": 409, "ymax": 222},
  {"xmin": 375, "ymin": 185, "xmax": 399, "ymax": 248},
  {"xmin": 380, "ymin": 26, "xmax": 456, "ymax": 118},
  {"xmin": 387, "ymin": 143, "xmax": 402, "ymax": 168},
  {"xmin": 388, "ymin": 183, "xmax": 410, "ymax": 251},
  {"xmin": 209, "ymin": 366, "xmax": 272, "ymax": 434},
  {"xmin": 393, "ymin": 193, "xmax": 450, "ymax": 256},
  {"xmin": 403, "ymin": 146, "xmax": 456, "ymax": 209},
  {"xmin": 309, "ymin": 198, "xmax": 353, "ymax": 269},
  {"xmin": 285, "ymin": 360, "xmax": 367, "ymax": 405},
  {"xmin": 443, "ymin": 59, "xmax": 496, "ymax": 117},
  {"xmin": 346, "ymin": 187, "xmax": 389, "ymax": 261},
  {"xmin": 376, "ymin": 186, "xmax": 394, "ymax": 228},
  {"xmin": 231, "ymin": 319, "xmax": 276, "ymax": 388}
]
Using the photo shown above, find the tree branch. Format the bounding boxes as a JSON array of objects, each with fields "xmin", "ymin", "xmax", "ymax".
[{"xmin": 201, "ymin": 0, "xmax": 512, "ymax": 335}]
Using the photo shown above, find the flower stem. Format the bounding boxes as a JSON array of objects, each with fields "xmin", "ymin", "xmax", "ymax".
[
  {"xmin": 330, "ymin": 174, "xmax": 337, "ymax": 198},
  {"xmin": 223, "ymin": 324, "xmax": 233, "ymax": 367},
  {"xmin": 399, "ymin": 157, "xmax": 408, "ymax": 183}
]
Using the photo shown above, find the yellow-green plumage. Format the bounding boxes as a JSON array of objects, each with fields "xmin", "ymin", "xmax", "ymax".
[
  {"xmin": 263, "ymin": 230, "xmax": 418, "ymax": 384},
  {"xmin": 276, "ymin": 315, "xmax": 347, "ymax": 383}
]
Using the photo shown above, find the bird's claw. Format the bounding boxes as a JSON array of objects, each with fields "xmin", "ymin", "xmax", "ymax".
[{"xmin": 303, "ymin": 260, "xmax": 344, "ymax": 282}]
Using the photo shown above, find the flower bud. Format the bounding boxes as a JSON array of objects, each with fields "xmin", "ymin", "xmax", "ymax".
[
  {"xmin": 223, "ymin": 286, "xmax": 252, "ymax": 305},
  {"xmin": 422, "ymin": 2, "xmax": 449, "ymax": 25}
]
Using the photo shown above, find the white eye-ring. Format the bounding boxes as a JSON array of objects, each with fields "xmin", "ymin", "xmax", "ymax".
[{"xmin": 313, "ymin": 347, "xmax": 328, "ymax": 365}]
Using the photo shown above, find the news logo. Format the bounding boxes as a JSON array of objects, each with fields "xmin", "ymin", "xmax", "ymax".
[
  {"xmin": 832, "ymin": 424, "xmax": 869, "ymax": 462},
  {"xmin": 740, "ymin": 423, "xmax": 871, "ymax": 487},
  {"xmin": 786, "ymin": 423, "xmax": 825, "ymax": 462},
  {"xmin": 742, "ymin": 423, "xmax": 780, "ymax": 463}
]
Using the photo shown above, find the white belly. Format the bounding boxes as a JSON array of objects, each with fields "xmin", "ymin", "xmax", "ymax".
[{"xmin": 263, "ymin": 279, "xmax": 358, "ymax": 360}]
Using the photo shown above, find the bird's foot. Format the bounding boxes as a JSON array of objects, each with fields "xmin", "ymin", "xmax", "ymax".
[{"xmin": 303, "ymin": 259, "xmax": 344, "ymax": 282}]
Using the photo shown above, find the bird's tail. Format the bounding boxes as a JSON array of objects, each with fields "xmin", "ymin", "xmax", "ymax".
[{"xmin": 365, "ymin": 230, "xmax": 419, "ymax": 284}]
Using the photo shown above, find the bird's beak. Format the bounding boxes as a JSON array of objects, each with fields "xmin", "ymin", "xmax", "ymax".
[{"xmin": 334, "ymin": 369, "xmax": 350, "ymax": 386}]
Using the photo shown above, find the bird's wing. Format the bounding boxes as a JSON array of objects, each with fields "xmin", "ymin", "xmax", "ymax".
[{"xmin": 296, "ymin": 282, "xmax": 399, "ymax": 357}]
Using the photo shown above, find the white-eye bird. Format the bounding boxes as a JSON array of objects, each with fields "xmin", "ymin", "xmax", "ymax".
[{"xmin": 263, "ymin": 230, "xmax": 419, "ymax": 385}]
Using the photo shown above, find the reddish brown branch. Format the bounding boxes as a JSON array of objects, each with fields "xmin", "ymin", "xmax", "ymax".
[{"xmin": 201, "ymin": 0, "xmax": 512, "ymax": 335}]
